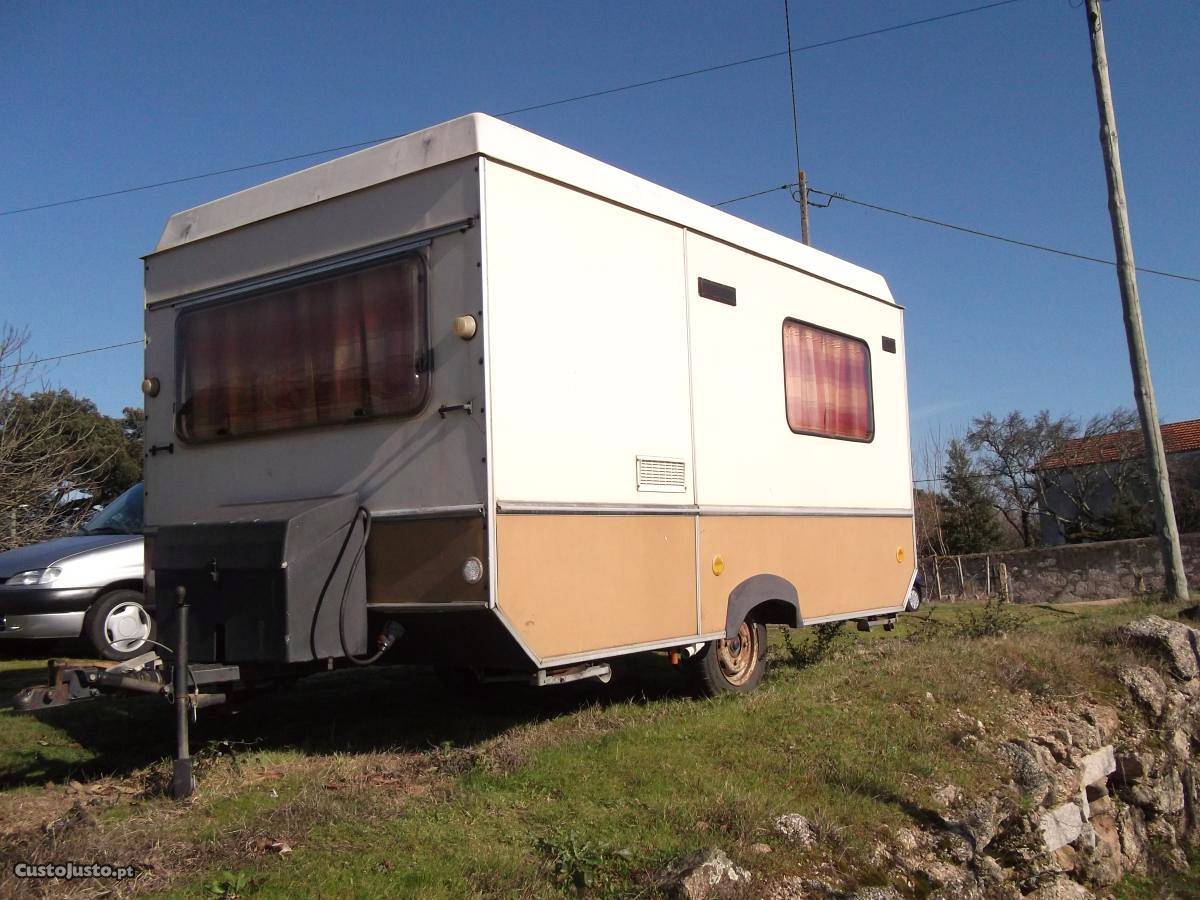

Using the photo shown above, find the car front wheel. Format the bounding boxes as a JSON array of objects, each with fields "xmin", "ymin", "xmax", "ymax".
[{"xmin": 85, "ymin": 589, "xmax": 155, "ymax": 660}]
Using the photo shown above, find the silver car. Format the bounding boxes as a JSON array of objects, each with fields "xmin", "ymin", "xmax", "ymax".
[{"xmin": 0, "ymin": 483, "xmax": 150, "ymax": 660}]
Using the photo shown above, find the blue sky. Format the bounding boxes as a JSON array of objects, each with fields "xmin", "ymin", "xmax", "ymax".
[{"xmin": 2, "ymin": 0, "xmax": 1196, "ymax": 455}]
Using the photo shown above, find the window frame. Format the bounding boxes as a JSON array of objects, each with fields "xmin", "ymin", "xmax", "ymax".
[
  {"xmin": 780, "ymin": 317, "xmax": 875, "ymax": 444},
  {"xmin": 173, "ymin": 250, "xmax": 431, "ymax": 444}
]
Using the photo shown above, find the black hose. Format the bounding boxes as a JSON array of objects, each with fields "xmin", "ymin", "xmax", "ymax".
[{"xmin": 340, "ymin": 507, "xmax": 389, "ymax": 665}]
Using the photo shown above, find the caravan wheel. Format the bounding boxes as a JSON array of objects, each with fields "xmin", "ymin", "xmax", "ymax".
[{"xmin": 691, "ymin": 618, "xmax": 767, "ymax": 697}]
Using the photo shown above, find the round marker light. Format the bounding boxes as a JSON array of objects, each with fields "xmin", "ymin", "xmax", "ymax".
[
  {"xmin": 141, "ymin": 376, "xmax": 160, "ymax": 397},
  {"xmin": 461, "ymin": 557, "xmax": 484, "ymax": 584}
]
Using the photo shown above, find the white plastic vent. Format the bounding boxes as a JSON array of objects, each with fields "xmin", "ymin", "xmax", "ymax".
[{"xmin": 636, "ymin": 456, "xmax": 687, "ymax": 493}]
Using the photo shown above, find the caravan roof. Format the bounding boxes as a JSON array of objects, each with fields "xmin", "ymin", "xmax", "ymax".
[{"xmin": 153, "ymin": 113, "xmax": 894, "ymax": 304}]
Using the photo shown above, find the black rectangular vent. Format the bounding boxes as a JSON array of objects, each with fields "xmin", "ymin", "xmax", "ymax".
[
  {"xmin": 882, "ymin": 336, "xmax": 897, "ymax": 353},
  {"xmin": 698, "ymin": 277, "xmax": 736, "ymax": 306}
]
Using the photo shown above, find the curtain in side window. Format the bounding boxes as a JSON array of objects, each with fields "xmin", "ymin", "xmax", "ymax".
[
  {"xmin": 177, "ymin": 255, "xmax": 427, "ymax": 442},
  {"xmin": 782, "ymin": 321, "xmax": 872, "ymax": 441}
]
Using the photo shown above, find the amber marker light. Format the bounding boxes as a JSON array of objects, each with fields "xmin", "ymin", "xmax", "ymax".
[
  {"xmin": 712, "ymin": 555, "xmax": 725, "ymax": 576},
  {"xmin": 896, "ymin": 547, "xmax": 905, "ymax": 563}
]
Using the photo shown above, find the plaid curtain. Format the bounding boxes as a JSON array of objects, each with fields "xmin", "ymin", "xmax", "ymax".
[
  {"xmin": 178, "ymin": 256, "xmax": 425, "ymax": 441},
  {"xmin": 782, "ymin": 321, "xmax": 872, "ymax": 440}
]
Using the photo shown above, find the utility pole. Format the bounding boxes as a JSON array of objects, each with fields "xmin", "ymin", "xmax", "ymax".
[
  {"xmin": 798, "ymin": 170, "xmax": 811, "ymax": 246},
  {"xmin": 1085, "ymin": 0, "xmax": 1189, "ymax": 602}
]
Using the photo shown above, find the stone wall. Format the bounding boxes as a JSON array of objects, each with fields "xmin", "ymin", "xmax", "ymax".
[{"xmin": 920, "ymin": 532, "xmax": 1200, "ymax": 605}]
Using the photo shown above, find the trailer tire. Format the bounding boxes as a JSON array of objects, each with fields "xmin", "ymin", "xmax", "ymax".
[
  {"xmin": 690, "ymin": 617, "xmax": 767, "ymax": 697},
  {"xmin": 84, "ymin": 589, "xmax": 155, "ymax": 661}
]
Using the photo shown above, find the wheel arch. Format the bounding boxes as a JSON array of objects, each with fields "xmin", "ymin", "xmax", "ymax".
[
  {"xmin": 96, "ymin": 579, "xmax": 147, "ymax": 602},
  {"xmin": 724, "ymin": 573, "xmax": 801, "ymax": 639}
]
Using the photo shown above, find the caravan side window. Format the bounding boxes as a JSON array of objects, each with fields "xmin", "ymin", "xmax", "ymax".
[
  {"xmin": 781, "ymin": 319, "xmax": 873, "ymax": 442},
  {"xmin": 176, "ymin": 254, "xmax": 428, "ymax": 442}
]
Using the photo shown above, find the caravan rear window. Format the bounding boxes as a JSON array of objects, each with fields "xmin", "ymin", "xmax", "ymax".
[
  {"xmin": 176, "ymin": 255, "xmax": 428, "ymax": 442},
  {"xmin": 782, "ymin": 319, "xmax": 873, "ymax": 442}
]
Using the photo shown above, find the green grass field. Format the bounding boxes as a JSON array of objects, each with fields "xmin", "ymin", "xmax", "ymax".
[{"xmin": 0, "ymin": 598, "xmax": 1195, "ymax": 898}]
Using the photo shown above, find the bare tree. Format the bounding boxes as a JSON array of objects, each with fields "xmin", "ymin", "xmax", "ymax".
[
  {"xmin": 913, "ymin": 427, "xmax": 951, "ymax": 558},
  {"xmin": 0, "ymin": 325, "xmax": 110, "ymax": 551},
  {"xmin": 1037, "ymin": 408, "xmax": 1151, "ymax": 542},
  {"xmin": 967, "ymin": 411, "xmax": 1075, "ymax": 547}
]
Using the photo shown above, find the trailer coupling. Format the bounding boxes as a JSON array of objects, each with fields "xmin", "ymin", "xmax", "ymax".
[{"xmin": 11, "ymin": 654, "xmax": 241, "ymax": 713}]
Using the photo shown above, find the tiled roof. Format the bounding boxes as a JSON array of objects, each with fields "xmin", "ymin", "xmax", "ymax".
[{"xmin": 1038, "ymin": 418, "xmax": 1200, "ymax": 470}]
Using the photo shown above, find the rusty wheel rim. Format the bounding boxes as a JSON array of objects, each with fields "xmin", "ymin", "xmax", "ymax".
[{"xmin": 716, "ymin": 621, "xmax": 759, "ymax": 686}]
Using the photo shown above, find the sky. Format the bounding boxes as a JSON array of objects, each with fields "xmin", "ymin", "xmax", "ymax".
[{"xmin": 1, "ymin": 0, "xmax": 1196, "ymax": 466}]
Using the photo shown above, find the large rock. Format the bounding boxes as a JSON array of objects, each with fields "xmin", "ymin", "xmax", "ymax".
[
  {"xmin": 1077, "ymin": 746, "xmax": 1116, "ymax": 790},
  {"xmin": 999, "ymin": 740, "xmax": 1051, "ymax": 802},
  {"xmin": 1039, "ymin": 803, "xmax": 1084, "ymax": 853},
  {"xmin": 661, "ymin": 848, "xmax": 752, "ymax": 899},
  {"xmin": 1119, "ymin": 666, "xmax": 1167, "ymax": 717},
  {"xmin": 1119, "ymin": 616, "xmax": 1200, "ymax": 681},
  {"xmin": 946, "ymin": 796, "xmax": 1002, "ymax": 855},
  {"xmin": 1025, "ymin": 876, "xmax": 1095, "ymax": 899},
  {"xmin": 1130, "ymin": 768, "xmax": 1185, "ymax": 817}
]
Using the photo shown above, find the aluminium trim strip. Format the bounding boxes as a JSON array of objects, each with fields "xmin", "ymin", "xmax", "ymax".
[
  {"xmin": 371, "ymin": 505, "xmax": 484, "ymax": 521},
  {"xmin": 367, "ymin": 601, "xmax": 490, "ymax": 612},
  {"xmin": 801, "ymin": 604, "xmax": 906, "ymax": 626},
  {"xmin": 156, "ymin": 218, "xmax": 476, "ymax": 309},
  {"xmin": 495, "ymin": 501, "xmax": 912, "ymax": 517},
  {"xmin": 539, "ymin": 632, "xmax": 726, "ymax": 669}
]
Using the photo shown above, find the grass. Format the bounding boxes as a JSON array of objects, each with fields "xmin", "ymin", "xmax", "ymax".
[{"xmin": 0, "ymin": 598, "xmax": 1195, "ymax": 897}]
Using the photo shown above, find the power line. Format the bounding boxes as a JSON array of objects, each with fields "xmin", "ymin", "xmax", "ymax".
[
  {"xmin": 0, "ymin": 0, "xmax": 1024, "ymax": 218},
  {"xmin": 712, "ymin": 181, "xmax": 1200, "ymax": 284},
  {"xmin": 2, "ymin": 170, "xmax": 1190, "ymax": 372},
  {"xmin": 0, "ymin": 339, "xmax": 142, "ymax": 371},
  {"xmin": 808, "ymin": 189, "xmax": 1200, "ymax": 285},
  {"xmin": 782, "ymin": 0, "xmax": 809, "ymax": 244}
]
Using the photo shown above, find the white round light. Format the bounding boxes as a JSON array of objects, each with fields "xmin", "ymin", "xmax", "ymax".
[{"xmin": 461, "ymin": 557, "xmax": 484, "ymax": 584}]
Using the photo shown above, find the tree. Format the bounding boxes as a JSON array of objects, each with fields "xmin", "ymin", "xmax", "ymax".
[
  {"xmin": 0, "ymin": 324, "xmax": 142, "ymax": 551},
  {"xmin": 941, "ymin": 439, "xmax": 1003, "ymax": 554},
  {"xmin": 967, "ymin": 410, "xmax": 1075, "ymax": 547}
]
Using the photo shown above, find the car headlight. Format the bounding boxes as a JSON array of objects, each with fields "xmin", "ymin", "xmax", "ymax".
[{"xmin": 6, "ymin": 567, "xmax": 62, "ymax": 586}]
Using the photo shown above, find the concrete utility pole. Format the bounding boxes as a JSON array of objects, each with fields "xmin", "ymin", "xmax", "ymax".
[
  {"xmin": 798, "ymin": 171, "xmax": 811, "ymax": 246},
  {"xmin": 1085, "ymin": 0, "xmax": 1190, "ymax": 602}
]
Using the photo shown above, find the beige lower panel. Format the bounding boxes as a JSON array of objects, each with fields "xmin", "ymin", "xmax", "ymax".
[
  {"xmin": 495, "ymin": 515, "xmax": 697, "ymax": 660},
  {"xmin": 699, "ymin": 515, "xmax": 915, "ymax": 632}
]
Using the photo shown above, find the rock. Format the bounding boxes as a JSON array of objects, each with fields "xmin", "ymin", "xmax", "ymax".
[
  {"xmin": 773, "ymin": 813, "xmax": 816, "ymax": 846},
  {"xmin": 1025, "ymin": 876, "xmax": 1095, "ymax": 899},
  {"xmin": 1119, "ymin": 666, "xmax": 1167, "ymax": 717},
  {"xmin": 932, "ymin": 784, "xmax": 961, "ymax": 809},
  {"xmin": 851, "ymin": 889, "xmax": 902, "ymax": 900},
  {"xmin": 946, "ymin": 796, "xmax": 1002, "ymax": 855},
  {"xmin": 1077, "ymin": 746, "xmax": 1116, "ymax": 789},
  {"xmin": 891, "ymin": 827, "xmax": 920, "ymax": 853},
  {"xmin": 660, "ymin": 848, "xmax": 752, "ymax": 900},
  {"xmin": 999, "ymin": 740, "xmax": 1051, "ymax": 802},
  {"xmin": 1116, "ymin": 803, "xmax": 1148, "ymax": 871},
  {"xmin": 1039, "ymin": 803, "xmax": 1084, "ymax": 853},
  {"xmin": 1082, "ymin": 706, "xmax": 1121, "ymax": 743},
  {"xmin": 750, "ymin": 842, "xmax": 772, "ymax": 855},
  {"xmin": 1179, "ymin": 604, "xmax": 1200, "ymax": 621},
  {"xmin": 763, "ymin": 877, "xmax": 839, "ymax": 899},
  {"xmin": 1075, "ymin": 801, "xmax": 1123, "ymax": 885},
  {"xmin": 1114, "ymin": 752, "xmax": 1151, "ymax": 784},
  {"xmin": 1132, "ymin": 768, "xmax": 1185, "ymax": 817},
  {"xmin": 1119, "ymin": 616, "xmax": 1200, "ymax": 681}
]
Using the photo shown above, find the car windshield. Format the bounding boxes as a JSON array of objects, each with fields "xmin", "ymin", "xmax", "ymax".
[{"xmin": 80, "ymin": 483, "xmax": 144, "ymax": 536}]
